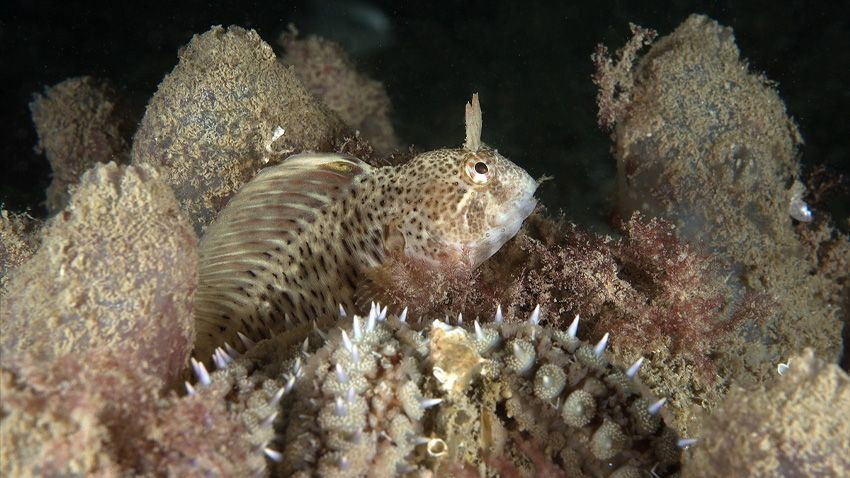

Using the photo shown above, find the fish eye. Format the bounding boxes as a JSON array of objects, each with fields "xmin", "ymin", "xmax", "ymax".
[{"xmin": 464, "ymin": 157, "xmax": 492, "ymax": 185}]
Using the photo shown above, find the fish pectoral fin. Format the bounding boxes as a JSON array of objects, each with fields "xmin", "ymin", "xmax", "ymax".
[
  {"xmin": 353, "ymin": 220, "xmax": 409, "ymax": 314},
  {"xmin": 383, "ymin": 217, "xmax": 406, "ymax": 256},
  {"xmin": 353, "ymin": 264, "xmax": 402, "ymax": 314},
  {"xmin": 345, "ymin": 218, "xmax": 403, "ymax": 314}
]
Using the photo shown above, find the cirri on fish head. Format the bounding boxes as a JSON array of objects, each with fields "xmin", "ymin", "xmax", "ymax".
[{"xmin": 193, "ymin": 94, "xmax": 537, "ymax": 361}]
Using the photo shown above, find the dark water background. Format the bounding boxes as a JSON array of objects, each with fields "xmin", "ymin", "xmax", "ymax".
[{"xmin": 1, "ymin": 0, "xmax": 847, "ymax": 230}]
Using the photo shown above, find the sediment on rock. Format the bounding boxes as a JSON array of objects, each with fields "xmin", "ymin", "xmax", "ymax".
[{"xmin": 132, "ymin": 25, "xmax": 347, "ymax": 235}]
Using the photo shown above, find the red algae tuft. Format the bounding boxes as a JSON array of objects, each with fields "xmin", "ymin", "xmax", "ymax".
[
  {"xmin": 600, "ymin": 213, "xmax": 770, "ymax": 375},
  {"xmin": 373, "ymin": 211, "xmax": 765, "ymax": 378}
]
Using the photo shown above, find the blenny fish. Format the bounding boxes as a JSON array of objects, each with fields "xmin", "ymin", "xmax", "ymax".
[{"xmin": 194, "ymin": 95, "xmax": 538, "ymax": 360}]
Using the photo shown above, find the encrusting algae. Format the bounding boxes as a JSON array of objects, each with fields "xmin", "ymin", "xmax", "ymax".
[
  {"xmin": 1, "ymin": 163, "xmax": 197, "ymax": 385},
  {"xmin": 682, "ymin": 348, "xmax": 850, "ymax": 477},
  {"xmin": 279, "ymin": 28, "xmax": 400, "ymax": 155},
  {"xmin": 29, "ymin": 76, "xmax": 130, "ymax": 213},
  {"xmin": 193, "ymin": 94, "xmax": 538, "ymax": 361},
  {"xmin": 131, "ymin": 26, "xmax": 346, "ymax": 236}
]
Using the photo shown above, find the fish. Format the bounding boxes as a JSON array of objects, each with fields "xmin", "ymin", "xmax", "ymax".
[{"xmin": 193, "ymin": 94, "xmax": 538, "ymax": 360}]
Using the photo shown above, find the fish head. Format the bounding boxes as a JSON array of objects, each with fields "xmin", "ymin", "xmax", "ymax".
[{"xmin": 390, "ymin": 146, "xmax": 537, "ymax": 268}]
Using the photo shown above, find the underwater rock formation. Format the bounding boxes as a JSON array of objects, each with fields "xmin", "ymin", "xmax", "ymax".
[
  {"xmin": 0, "ymin": 162, "xmax": 196, "ymax": 385},
  {"xmin": 1, "ymin": 163, "xmax": 272, "ymax": 477},
  {"xmin": 683, "ymin": 348, "xmax": 850, "ymax": 477},
  {"xmin": 30, "ymin": 76, "xmax": 130, "ymax": 213},
  {"xmin": 0, "ymin": 360, "xmax": 124, "ymax": 476},
  {"xmin": 0, "ymin": 348, "xmax": 275, "ymax": 476},
  {"xmin": 132, "ymin": 25, "xmax": 347, "ymax": 235},
  {"xmin": 594, "ymin": 14, "xmax": 803, "ymax": 244},
  {"xmin": 593, "ymin": 14, "xmax": 849, "ymax": 391},
  {"xmin": 227, "ymin": 306, "xmax": 683, "ymax": 477},
  {"xmin": 138, "ymin": 358, "xmax": 277, "ymax": 476},
  {"xmin": 281, "ymin": 30, "xmax": 399, "ymax": 155},
  {"xmin": 0, "ymin": 211, "xmax": 41, "ymax": 295}
]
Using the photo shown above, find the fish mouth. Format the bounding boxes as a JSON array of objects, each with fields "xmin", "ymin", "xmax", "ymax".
[{"xmin": 467, "ymin": 187, "xmax": 538, "ymax": 267}]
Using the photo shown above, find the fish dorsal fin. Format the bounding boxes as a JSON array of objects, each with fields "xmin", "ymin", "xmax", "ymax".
[
  {"xmin": 200, "ymin": 152, "xmax": 371, "ymax": 254},
  {"xmin": 194, "ymin": 152, "xmax": 371, "ymax": 360}
]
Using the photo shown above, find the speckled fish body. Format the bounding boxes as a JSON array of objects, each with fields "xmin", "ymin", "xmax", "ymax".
[{"xmin": 193, "ymin": 101, "xmax": 537, "ymax": 360}]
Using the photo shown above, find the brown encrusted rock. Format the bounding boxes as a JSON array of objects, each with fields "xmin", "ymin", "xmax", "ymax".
[
  {"xmin": 594, "ymin": 14, "xmax": 847, "ymax": 391},
  {"xmin": 0, "ymin": 349, "xmax": 272, "ymax": 476},
  {"xmin": 281, "ymin": 32, "xmax": 399, "ymax": 155},
  {"xmin": 607, "ymin": 14, "xmax": 802, "ymax": 255},
  {"xmin": 0, "ymin": 366, "xmax": 120, "ymax": 477},
  {"xmin": 683, "ymin": 349, "xmax": 850, "ymax": 477},
  {"xmin": 30, "ymin": 76, "xmax": 130, "ymax": 213},
  {"xmin": 0, "ymin": 162, "xmax": 197, "ymax": 385},
  {"xmin": 0, "ymin": 211, "xmax": 41, "ymax": 295},
  {"xmin": 0, "ymin": 352, "xmax": 161, "ymax": 476},
  {"xmin": 136, "ymin": 359, "xmax": 275, "ymax": 476},
  {"xmin": 132, "ymin": 25, "xmax": 347, "ymax": 235}
]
